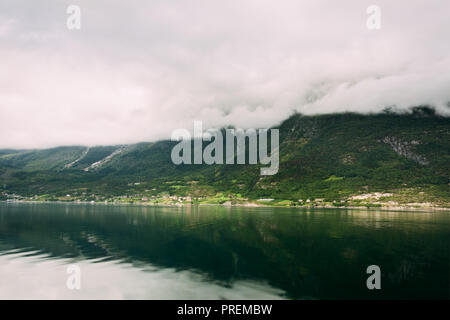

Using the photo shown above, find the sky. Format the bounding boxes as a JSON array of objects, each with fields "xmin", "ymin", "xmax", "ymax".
[{"xmin": 0, "ymin": 0, "xmax": 449, "ymax": 148}]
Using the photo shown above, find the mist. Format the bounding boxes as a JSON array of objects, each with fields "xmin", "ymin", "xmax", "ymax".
[{"xmin": 0, "ymin": 0, "xmax": 449, "ymax": 148}]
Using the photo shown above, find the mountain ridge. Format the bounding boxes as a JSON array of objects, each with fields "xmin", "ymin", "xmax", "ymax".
[{"xmin": 1, "ymin": 107, "xmax": 449, "ymax": 208}]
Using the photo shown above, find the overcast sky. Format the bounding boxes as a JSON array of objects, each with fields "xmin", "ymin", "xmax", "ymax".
[{"xmin": 0, "ymin": 0, "xmax": 449, "ymax": 148}]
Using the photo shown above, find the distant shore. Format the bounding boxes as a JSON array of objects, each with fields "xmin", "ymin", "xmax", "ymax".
[{"xmin": 1, "ymin": 199, "xmax": 449, "ymax": 212}]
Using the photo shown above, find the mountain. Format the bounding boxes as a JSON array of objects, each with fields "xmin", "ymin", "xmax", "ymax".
[{"xmin": 1, "ymin": 107, "xmax": 449, "ymax": 208}]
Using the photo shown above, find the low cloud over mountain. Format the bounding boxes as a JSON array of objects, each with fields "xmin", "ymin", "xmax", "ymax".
[{"xmin": 0, "ymin": 0, "xmax": 449, "ymax": 148}]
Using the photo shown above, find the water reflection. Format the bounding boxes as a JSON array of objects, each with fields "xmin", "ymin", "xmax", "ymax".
[
  {"xmin": 0, "ymin": 203, "xmax": 448, "ymax": 299},
  {"xmin": 0, "ymin": 250, "xmax": 284, "ymax": 299}
]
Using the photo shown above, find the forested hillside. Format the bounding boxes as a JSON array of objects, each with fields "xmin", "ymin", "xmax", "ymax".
[{"xmin": 1, "ymin": 107, "xmax": 449, "ymax": 208}]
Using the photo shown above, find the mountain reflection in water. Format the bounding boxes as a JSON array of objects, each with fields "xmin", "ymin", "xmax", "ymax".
[{"xmin": 0, "ymin": 203, "xmax": 448, "ymax": 299}]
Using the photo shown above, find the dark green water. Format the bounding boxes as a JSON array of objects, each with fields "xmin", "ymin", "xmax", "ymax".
[{"xmin": 0, "ymin": 202, "xmax": 448, "ymax": 299}]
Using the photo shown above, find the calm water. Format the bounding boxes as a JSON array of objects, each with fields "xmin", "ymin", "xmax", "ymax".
[{"xmin": 0, "ymin": 202, "xmax": 448, "ymax": 299}]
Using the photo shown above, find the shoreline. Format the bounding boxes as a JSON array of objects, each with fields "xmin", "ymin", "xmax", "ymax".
[{"xmin": 1, "ymin": 200, "xmax": 449, "ymax": 212}]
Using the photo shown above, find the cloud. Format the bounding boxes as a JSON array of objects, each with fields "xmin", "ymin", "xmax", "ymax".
[{"xmin": 0, "ymin": 0, "xmax": 449, "ymax": 148}]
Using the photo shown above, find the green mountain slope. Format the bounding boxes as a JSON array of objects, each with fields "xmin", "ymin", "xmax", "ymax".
[{"xmin": 1, "ymin": 108, "xmax": 449, "ymax": 207}]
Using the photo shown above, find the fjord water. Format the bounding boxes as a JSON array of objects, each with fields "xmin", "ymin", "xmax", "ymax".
[{"xmin": 0, "ymin": 203, "xmax": 448, "ymax": 299}]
